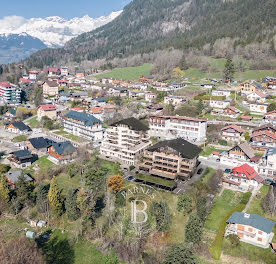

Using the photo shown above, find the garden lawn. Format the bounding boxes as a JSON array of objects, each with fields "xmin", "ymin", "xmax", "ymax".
[
  {"xmin": 96, "ymin": 64, "xmax": 152, "ymax": 81},
  {"xmin": 246, "ymin": 185, "xmax": 276, "ymax": 221},
  {"xmin": 27, "ymin": 116, "xmax": 40, "ymax": 128},
  {"xmin": 34, "ymin": 155, "xmax": 53, "ymax": 169},
  {"xmin": 223, "ymin": 238, "xmax": 276, "ymax": 264},
  {"xmin": 12, "ymin": 135, "xmax": 27, "ymax": 142},
  {"xmin": 56, "ymin": 173, "xmax": 82, "ymax": 194},
  {"xmin": 200, "ymin": 146, "xmax": 224, "ymax": 157},
  {"xmin": 205, "ymin": 189, "xmax": 243, "ymax": 232},
  {"xmin": 234, "ymin": 70, "xmax": 276, "ymax": 81}
]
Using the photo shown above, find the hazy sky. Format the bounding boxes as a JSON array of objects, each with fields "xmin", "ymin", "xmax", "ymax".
[{"xmin": 0, "ymin": 0, "xmax": 132, "ymax": 19}]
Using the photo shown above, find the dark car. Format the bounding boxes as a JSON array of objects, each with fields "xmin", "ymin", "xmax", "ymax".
[
  {"xmin": 197, "ymin": 168, "xmax": 203, "ymax": 175},
  {"xmin": 224, "ymin": 168, "xmax": 231, "ymax": 173},
  {"xmin": 127, "ymin": 176, "xmax": 134, "ymax": 181}
]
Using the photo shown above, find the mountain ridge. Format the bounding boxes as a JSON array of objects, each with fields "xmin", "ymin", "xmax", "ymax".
[
  {"xmin": 5, "ymin": 0, "xmax": 276, "ymax": 68},
  {"xmin": 0, "ymin": 11, "xmax": 122, "ymax": 48}
]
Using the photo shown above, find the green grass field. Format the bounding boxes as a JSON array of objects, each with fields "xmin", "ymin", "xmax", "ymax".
[
  {"xmin": 27, "ymin": 116, "xmax": 40, "ymax": 128},
  {"xmin": 33, "ymin": 155, "xmax": 54, "ymax": 170},
  {"xmin": 205, "ymin": 189, "xmax": 243, "ymax": 232},
  {"xmin": 12, "ymin": 135, "xmax": 27, "ymax": 142},
  {"xmin": 246, "ymin": 185, "xmax": 276, "ymax": 221},
  {"xmin": 96, "ymin": 64, "xmax": 152, "ymax": 81},
  {"xmin": 223, "ymin": 238, "xmax": 276, "ymax": 264}
]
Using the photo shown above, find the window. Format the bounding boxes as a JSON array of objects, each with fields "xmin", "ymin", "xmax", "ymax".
[
  {"xmin": 258, "ymin": 231, "xmax": 263, "ymax": 235},
  {"xmin": 248, "ymin": 227, "xmax": 253, "ymax": 232},
  {"xmin": 257, "ymin": 237, "xmax": 262, "ymax": 242}
]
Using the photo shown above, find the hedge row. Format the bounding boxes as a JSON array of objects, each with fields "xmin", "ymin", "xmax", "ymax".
[
  {"xmin": 209, "ymin": 192, "xmax": 252, "ymax": 260},
  {"xmin": 194, "ymin": 95, "xmax": 226, "ymax": 101}
]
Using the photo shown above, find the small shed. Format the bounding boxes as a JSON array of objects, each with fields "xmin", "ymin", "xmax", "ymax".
[{"xmin": 26, "ymin": 231, "xmax": 36, "ymax": 239}]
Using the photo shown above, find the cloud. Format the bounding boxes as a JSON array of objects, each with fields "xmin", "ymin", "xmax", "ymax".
[{"xmin": 0, "ymin": 16, "xmax": 27, "ymax": 32}]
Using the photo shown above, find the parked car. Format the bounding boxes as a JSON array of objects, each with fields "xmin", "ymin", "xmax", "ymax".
[
  {"xmin": 224, "ymin": 168, "xmax": 231, "ymax": 174},
  {"xmin": 127, "ymin": 176, "xmax": 134, "ymax": 181},
  {"xmin": 197, "ymin": 168, "xmax": 203, "ymax": 174}
]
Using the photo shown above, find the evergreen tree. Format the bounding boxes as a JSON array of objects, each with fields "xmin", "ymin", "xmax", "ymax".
[
  {"xmin": 223, "ymin": 57, "xmax": 235, "ymax": 81},
  {"xmin": 36, "ymin": 184, "xmax": 49, "ymax": 213},
  {"xmin": 48, "ymin": 177, "xmax": 63, "ymax": 216},
  {"xmin": 65, "ymin": 188, "xmax": 80, "ymax": 221},
  {"xmin": 196, "ymin": 196, "xmax": 207, "ymax": 222},
  {"xmin": 177, "ymin": 193, "xmax": 193, "ymax": 215},
  {"xmin": 163, "ymin": 243, "xmax": 199, "ymax": 264},
  {"xmin": 185, "ymin": 214, "xmax": 203, "ymax": 244},
  {"xmin": 0, "ymin": 175, "xmax": 10, "ymax": 205},
  {"xmin": 150, "ymin": 201, "xmax": 171, "ymax": 235},
  {"xmin": 196, "ymin": 99, "xmax": 204, "ymax": 115},
  {"xmin": 16, "ymin": 175, "xmax": 33, "ymax": 205}
]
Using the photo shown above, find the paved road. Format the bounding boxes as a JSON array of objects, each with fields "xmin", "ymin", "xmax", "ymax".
[{"xmin": 198, "ymin": 157, "xmax": 230, "ymax": 171}]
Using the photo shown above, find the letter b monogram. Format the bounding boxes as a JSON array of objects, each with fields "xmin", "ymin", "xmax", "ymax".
[{"xmin": 131, "ymin": 200, "xmax": 148, "ymax": 224}]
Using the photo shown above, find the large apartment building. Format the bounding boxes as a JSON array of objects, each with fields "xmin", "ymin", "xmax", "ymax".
[
  {"xmin": 149, "ymin": 115, "xmax": 207, "ymax": 144},
  {"xmin": 139, "ymin": 138, "xmax": 202, "ymax": 181},
  {"xmin": 0, "ymin": 81, "xmax": 21, "ymax": 105},
  {"xmin": 63, "ymin": 110, "xmax": 103, "ymax": 141},
  {"xmin": 100, "ymin": 117, "xmax": 151, "ymax": 165}
]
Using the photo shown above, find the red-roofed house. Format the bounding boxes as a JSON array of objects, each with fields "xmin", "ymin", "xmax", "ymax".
[
  {"xmin": 263, "ymin": 110, "xmax": 276, "ymax": 126},
  {"xmin": 222, "ymin": 106, "xmax": 241, "ymax": 118},
  {"xmin": 221, "ymin": 124, "xmax": 244, "ymax": 142},
  {"xmin": 223, "ymin": 163, "xmax": 263, "ymax": 191},
  {"xmin": 250, "ymin": 130, "xmax": 276, "ymax": 151},
  {"xmin": 37, "ymin": 104, "xmax": 57, "ymax": 121},
  {"xmin": 0, "ymin": 81, "xmax": 21, "ymax": 105},
  {"xmin": 44, "ymin": 67, "xmax": 60, "ymax": 76},
  {"xmin": 241, "ymin": 116, "xmax": 253, "ymax": 122}
]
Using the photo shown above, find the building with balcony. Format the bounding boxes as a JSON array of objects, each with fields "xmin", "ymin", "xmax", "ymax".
[
  {"xmin": 149, "ymin": 115, "xmax": 207, "ymax": 144},
  {"xmin": 249, "ymin": 103, "xmax": 268, "ymax": 115},
  {"xmin": 209, "ymin": 99, "xmax": 230, "ymax": 109},
  {"xmin": 48, "ymin": 141, "xmax": 77, "ymax": 164},
  {"xmin": 8, "ymin": 150, "xmax": 34, "ymax": 168},
  {"xmin": 250, "ymin": 130, "xmax": 276, "ymax": 151},
  {"xmin": 263, "ymin": 110, "xmax": 276, "ymax": 126},
  {"xmin": 63, "ymin": 110, "xmax": 103, "ymax": 142},
  {"xmin": 222, "ymin": 163, "xmax": 264, "ymax": 191},
  {"xmin": 139, "ymin": 138, "xmax": 201, "ymax": 181},
  {"xmin": 0, "ymin": 81, "xmax": 21, "ymax": 105},
  {"xmin": 100, "ymin": 117, "xmax": 151, "ymax": 165},
  {"xmin": 43, "ymin": 80, "xmax": 59, "ymax": 97},
  {"xmin": 257, "ymin": 148, "xmax": 276, "ymax": 178},
  {"xmin": 221, "ymin": 124, "xmax": 244, "ymax": 143},
  {"xmin": 225, "ymin": 212, "xmax": 275, "ymax": 248}
]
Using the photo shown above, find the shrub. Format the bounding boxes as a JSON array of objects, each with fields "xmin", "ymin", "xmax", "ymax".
[
  {"xmin": 218, "ymin": 139, "xmax": 227, "ymax": 146},
  {"xmin": 129, "ymin": 165, "xmax": 135, "ymax": 171},
  {"xmin": 240, "ymin": 192, "xmax": 252, "ymax": 205}
]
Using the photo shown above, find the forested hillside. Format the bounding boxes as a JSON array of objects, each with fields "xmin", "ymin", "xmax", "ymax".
[{"xmin": 7, "ymin": 0, "xmax": 276, "ymax": 68}]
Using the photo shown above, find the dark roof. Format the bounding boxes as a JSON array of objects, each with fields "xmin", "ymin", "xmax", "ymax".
[
  {"xmin": 28, "ymin": 137, "xmax": 52, "ymax": 149},
  {"xmin": 11, "ymin": 149, "xmax": 33, "ymax": 160},
  {"xmin": 8, "ymin": 108, "xmax": 16, "ymax": 115},
  {"xmin": 95, "ymin": 97, "xmax": 106, "ymax": 102},
  {"xmin": 148, "ymin": 138, "xmax": 202, "ymax": 159},
  {"xmin": 11, "ymin": 121, "xmax": 32, "ymax": 131},
  {"xmin": 113, "ymin": 87, "xmax": 127, "ymax": 92},
  {"xmin": 64, "ymin": 110, "xmax": 101, "ymax": 126},
  {"xmin": 5, "ymin": 170, "xmax": 33, "ymax": 183},
  {"xmin": 227, "ymin": 212, "xmax": 275, "ymax": 234},
  {"xmin": 111, "ymin": 117, "xmax": 149, "ymax": 131},
  {"xmin": 52, "ymin": 141, "xmax": 76, "ymax": 156}
]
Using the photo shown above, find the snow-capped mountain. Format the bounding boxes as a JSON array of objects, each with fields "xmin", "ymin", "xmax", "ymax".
[{"xmin": 0, "ymin": 11, "xmax": 122, "ymax": 48}]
